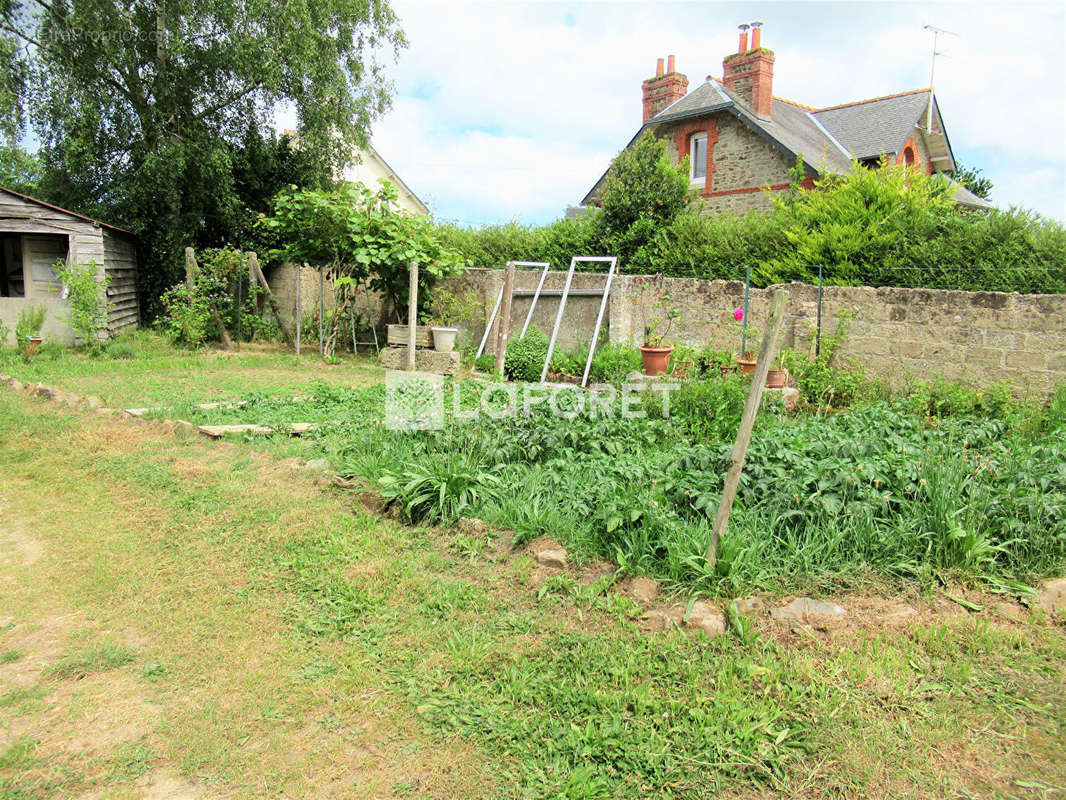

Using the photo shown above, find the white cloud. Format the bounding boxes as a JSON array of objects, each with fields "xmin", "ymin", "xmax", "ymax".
[{"xmin": 340, "ymin": 0, "xmax": 1066, "ymax": 223}]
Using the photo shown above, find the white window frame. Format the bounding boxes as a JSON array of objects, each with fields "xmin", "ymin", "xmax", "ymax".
[{"xmin": 689, "ymin": 132, "xmax": 708, "ymax": 184}]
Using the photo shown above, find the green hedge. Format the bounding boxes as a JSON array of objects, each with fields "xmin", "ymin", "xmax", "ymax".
[{"xmin": 435, "ymin": 158, "xmax": 1066, "ymax": 295}]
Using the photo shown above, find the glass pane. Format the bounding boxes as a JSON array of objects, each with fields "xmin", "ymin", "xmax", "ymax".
[{"xmin": 691, "ymin": 136, "xmax": 706, "ymax": 179}]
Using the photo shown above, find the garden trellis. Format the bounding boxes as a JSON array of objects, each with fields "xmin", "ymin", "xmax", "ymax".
[
  {"xmin": 541, "ymin": 256, "xmax": 618, "ymax": 388},
  {"xmin": 474, "ymin": 262, "xmax": 550, "ymax": 361}
]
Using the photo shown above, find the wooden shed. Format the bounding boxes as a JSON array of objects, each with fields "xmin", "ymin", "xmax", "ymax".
[{"xmin": 1, "ymin": 185, "xmax": 138, "ymax": 345}]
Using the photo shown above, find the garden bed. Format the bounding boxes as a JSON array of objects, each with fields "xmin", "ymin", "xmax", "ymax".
[{"xmin": 178, "ymin": 372, "xmax": 1066, "ymax": 596}]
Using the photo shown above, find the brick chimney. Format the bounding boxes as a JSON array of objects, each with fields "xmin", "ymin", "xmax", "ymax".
[
  {"xmin": 642, "ymin": 55, "xmax": 688, "ymax": 123},
  {"xmin": 722, "ymin": 22, "xmax": 774, "ymax": 119}
]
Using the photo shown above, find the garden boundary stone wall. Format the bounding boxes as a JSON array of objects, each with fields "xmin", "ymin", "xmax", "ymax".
[{"xmin": 443, "ymin": 267, "xmax": 1066, "ymax": 397}]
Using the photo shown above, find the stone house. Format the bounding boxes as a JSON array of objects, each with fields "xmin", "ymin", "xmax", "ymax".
[
  {"xmin": 0, "ymin": 186, "xmax": 138, "ymax": 345},
  {"xmin": 582, "ymin": 24, "xmax": 991, "ymax": 216}
]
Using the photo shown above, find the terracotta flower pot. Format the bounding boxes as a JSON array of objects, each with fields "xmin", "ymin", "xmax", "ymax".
[
  {"xmin": 736, "ymin": 355, "xmax": 757, "ymax": 374},
  {"xmin": 639, "ymin": 345, "xmax": 673, "ymax": 376},
  {"xmin": 766, "ymin": 369, "xmax": 787, "ymax": 388},
  {"xmin": 25, "ymin": 336, "xmax": 43, "ymax": 356}
]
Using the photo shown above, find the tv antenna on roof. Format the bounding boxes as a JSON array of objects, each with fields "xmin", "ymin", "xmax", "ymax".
[{"xmin": 923, "ymin": 24, "xmax": 958, "ymax": 134}]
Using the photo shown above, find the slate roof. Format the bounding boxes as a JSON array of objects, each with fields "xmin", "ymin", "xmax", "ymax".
[
  {"xmin": 812, "ymin": 90, "xmax": 932, "ymax": 161},
  {"xmin": 580, "ymin": 74, "xmax": 981, "ymax": 208}
]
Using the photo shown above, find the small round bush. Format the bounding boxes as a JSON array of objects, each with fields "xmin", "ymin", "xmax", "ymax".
[{"xmin": 504, "ymin": 325, "xmax": 549, "ymax": 382}]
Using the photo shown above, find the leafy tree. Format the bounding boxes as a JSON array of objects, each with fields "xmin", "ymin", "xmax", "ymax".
[
  {"xmin": 596, "ymin": 133, "xmax": 691, "ymax": 269},
  {"xmin": 0, "ymin": 142, "xmax": 40, "ymax": 193},
  {"xmin": 952, "ymin": 162, "xmax": 994, "ymax": 201},
  {"xmin": 2, "ymin": 0, "xmax": 405, "ymax": 313},
  {"xmin": 260, "ymin": 180, "xmax": 467, "ymax": 346}
]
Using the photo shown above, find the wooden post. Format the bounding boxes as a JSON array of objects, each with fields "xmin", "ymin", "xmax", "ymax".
[
  {"xmin": 246, "ymin": 252, "xmax": 294, "ymax": 347},
  {"xmin": 184, "ymin": 247, "xmax": 198, "ymax": 290},
  {"xmin": 295, "ymin": 264, "xmax": 302, "ymax": 356},
  {"xmin": 407, "ymin": 261, "xmax": 418, "ymax": 371},
  {"xmin": 185, "ymin": 247, "xmax": 232, "ymax": 350},
  {"xmin": 494, "ymin": 262, "xmax": 516, "ymax": 375},
  {"xmin": 318, "ymin": 267, "xmax": 325, "ymax": 356},
  {"xmin": 706, "ymin": 288, "xmax": 789, "ymax": 567}
]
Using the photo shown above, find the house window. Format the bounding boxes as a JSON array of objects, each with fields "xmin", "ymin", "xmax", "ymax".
[
  {"xmin": 1, "ymin": 234, "xmax": 25, "ymax": 297},
  {"xmin": 690, "ymin": 133, "xmax": 707, "ymax": 182},
  {"xmin": 902, "ymin": 146, "xmax": 916, "ymax": 167}
]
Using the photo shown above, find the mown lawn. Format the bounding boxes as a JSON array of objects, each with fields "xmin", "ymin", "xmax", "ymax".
[
  {"xmin": 1, "ymin": 345, "xmax": 1064, "ymax": 798},
  {"xmin": 0, "ymin": 332, "xmax": 383, "ymax": 409}
]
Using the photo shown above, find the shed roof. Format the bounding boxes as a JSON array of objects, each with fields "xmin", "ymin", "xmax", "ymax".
[{"xmin": 0, "ymin": 185, "xmax": 135, "ymax": 237}]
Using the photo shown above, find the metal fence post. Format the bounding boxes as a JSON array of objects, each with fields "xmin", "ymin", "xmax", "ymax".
[{"xmin": 741, "ymin": 263, "xmax": 751, "ymax": 357}]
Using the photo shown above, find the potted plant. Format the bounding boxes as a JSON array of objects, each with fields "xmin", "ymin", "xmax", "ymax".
[
  {"xmin": 766, "ymin": 358, "xmax": 787, "ymax": 388},
  {"xmin": 732, "ymin": 308, "xmax": 759, "ymax": 373},
  {"xmin": 16, "ymin": 305, "xmax": 47, "ymax": 356},
  {"xmin": 421, "ymin": 287, "xmax": 478, "ymax": 354},
  {"xmin": 630, "ymin": 277, "xmax": 682, "ymax": 376}
]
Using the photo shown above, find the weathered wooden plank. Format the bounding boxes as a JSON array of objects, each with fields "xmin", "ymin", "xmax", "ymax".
[
  {"xmin": 109, "ymin": 313, "xmax": 139, "ymax": 329},
  {"xmin": 387, "ymin": 323, "xmax": 433, "ymax": 348}
]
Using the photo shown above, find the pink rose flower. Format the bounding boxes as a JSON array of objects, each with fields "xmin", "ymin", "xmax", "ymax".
[{"xmin": 733, "ymin": 308, "xmax": 744, "ymax": 322}]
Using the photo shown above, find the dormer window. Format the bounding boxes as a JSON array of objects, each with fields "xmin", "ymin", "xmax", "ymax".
[{"xmin": 690, "ymin": 133, "xmax": 707, "ymax": 183}]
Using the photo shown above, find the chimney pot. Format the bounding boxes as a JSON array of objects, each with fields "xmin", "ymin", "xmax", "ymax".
[
  {"xmin": 722, "ymin": 23, "xmax": 773, "ymax": 119},
  {"xmin": 738, "ymin": 23, "xmax": 749, "ymax": 53},
  {"xmin": 641, "ymin": 55, "xmax": 688, "ymax": 123}
]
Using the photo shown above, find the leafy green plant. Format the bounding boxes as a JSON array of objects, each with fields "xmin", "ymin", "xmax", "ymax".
[
  {"xmin": 14, "ymin": 304, "xmax": 46, "ymax": 354},
  {"xmin": 0, "ymin": 316, "xmax": 10, "ymax": 349},
  {"xmin": 629, "ymin": 275, "xmax": 681, "ymax": 347},
  {"xmin": 156, "ymin": 248, "xmax": 264, "ymax": 347},
  {"xmin": 379, "ymin": 455, "xmax": 503, "ymax": 525},
  {"xmin": 473, "ymin": 352, "xmax": 497, "ymax": 373},
  {"xmin": 156, "ymin": 283, "xmax": 212, "ymax": 346},
  {"xmin": 421, "ymin": 286, "xmax": 479, "ymax": 330},
  {"xmin": 504, "ymin": 325, "xmax": 549, "ymax": 382},
  {"xmin": 588, "ymin": 343, "xmax": 642, "ymax": 383},
  {"xmin": 55, "ymin": 259, "xmax": 109, "ymax": 351},
  {"xmin": 904, "ymin": 377, "xmax": 1015, "ymax": 420},
  {"xmin": 780, "ymin": 310, "xmax": 866, "ymax": 410}
]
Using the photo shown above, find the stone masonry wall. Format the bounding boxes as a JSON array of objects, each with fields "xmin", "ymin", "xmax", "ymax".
[
  {"xmin": 259, "ymin": 262, "xmax": 1066, "ymax": 397},
  {"xmin": 439, "ymin": 269, "xmax": 1066, "ymax": 397},
  {"xmin": 656, "ymin": 114, "xmax": 797, "ymax": 216}
]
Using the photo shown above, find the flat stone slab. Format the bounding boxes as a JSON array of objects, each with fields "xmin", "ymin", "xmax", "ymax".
[
  {"xmin": 1035, "ymin": 578, "xmax": 1066, "ymax": 615},
  {"xmin": 628, "ymin": 577, "xmax": 660, "ymax": 605},
  {"xmin": 771, "ymin": 597, "xmax": 847, "ymax": 627},
  {"xmin": 378, "ymin": 346, "xmax": 460, "ymax": 375},
  {"xmin": 198, "ymin": 424, "xmax": 275, "ymax": 438},
  {"xmin": 198, "ymin": 422, "xmax": 318, "ymax": 438}
]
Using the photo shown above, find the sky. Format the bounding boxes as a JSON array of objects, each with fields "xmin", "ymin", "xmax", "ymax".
[{"xmin": 311, "ymin": 0, "xmax": 1066, "ymax": 227}]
